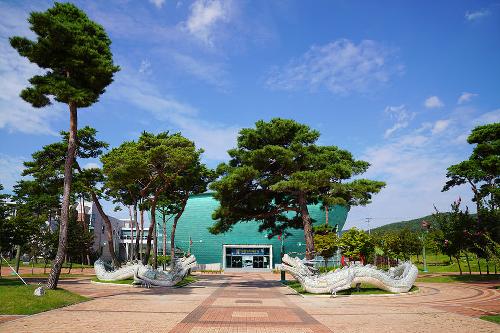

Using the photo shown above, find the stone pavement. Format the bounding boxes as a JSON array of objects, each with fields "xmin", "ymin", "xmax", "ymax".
[{"xmin": 0, "ymin": 273, "xmax": 499, "ymax": 333}]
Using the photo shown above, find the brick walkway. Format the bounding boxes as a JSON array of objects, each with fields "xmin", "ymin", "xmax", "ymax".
[
  {"xmin": 0, "ymin": 273, "xmax": 499, "ymax": 333},
  {"xmin": 170, "ymin": 274, "xmax": 332, "ymax": 332}
]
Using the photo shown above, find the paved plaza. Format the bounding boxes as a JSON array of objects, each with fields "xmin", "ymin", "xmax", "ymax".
[{"xmin": 0, "ymin": 273, "xmax": 499, "ymax": 333}]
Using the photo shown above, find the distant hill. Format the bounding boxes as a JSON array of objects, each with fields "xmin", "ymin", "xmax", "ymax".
[{"xmin": 371, "ymin": 215, "xmax": 435, "ymax": 234}]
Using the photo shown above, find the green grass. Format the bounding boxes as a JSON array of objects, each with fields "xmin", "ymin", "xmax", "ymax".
[
  {"xmin": 410, "ymin": 253, "xmax": 498, "ymax": 274},
  {"xmin": 91, "ymin": 277, "xmax": 134, "ymax": 284},
  {"xmin": 416, "ymin": 274, "xmax": 500, "ymax": 283},
  {"xmin": 2, "ymin": 260, "xmax": 93, "ymax": 269},
  {"xmin": 480, "ymin": 315, "xmax": 500, "ymax": 324},
  {"xmin": 283, "ymin": 280, "xmax": 417, "ymax": 295},
  {"xmin": 12, "ymin": 273, "xmax": 95, "ymax": 279},
  {"xmin": 0, "ymin": 278, "xmax": 88, "ymax": 315},
  {"xmin": 175, "ymin": 275, "xmax": 197, "ymax": 287}
]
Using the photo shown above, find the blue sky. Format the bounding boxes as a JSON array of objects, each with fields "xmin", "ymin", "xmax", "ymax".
[{"xmin": 1, "ymin": 0, "xmax": 499, "ymax": 229}]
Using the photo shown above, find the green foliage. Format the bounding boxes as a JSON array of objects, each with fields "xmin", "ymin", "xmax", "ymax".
[
  {"xmin": 210, "ymin": 118, "xmax": 385, "ymax": 242},
  {"xmin": 432, "ymin": 201, "xmax": 474, "ymax": 263},
  {"xmin": 371, "ymin": 215, "xmax": 436, "ymax": 233},
  {"xmin": 313, "ymin": 225, "xmax": 338, "ymax": 263},
  {"xmin": 66, "ymin": 210, "xmax": 94, "ymax": 260},
  {"xmin": 0, "ymin": 279, "xmax": 88, "ymax": 315},
  {"xmin": 443, "ymin": 123, "xmax": 499, "ymax": 209},
  {"xmin": 373, "ymin": 228, "xmax": 421, "ymax": 260},
  {"xmin": 156, "ymin": 255, "xmax": 171, "ymax": 266},
  {"xmin": 9, "ymin": 2, "xmax": 119, "ymax": 108},
  {"xmin": 339, "ymin": 227, "xmax": 374, "ymax": 260}
]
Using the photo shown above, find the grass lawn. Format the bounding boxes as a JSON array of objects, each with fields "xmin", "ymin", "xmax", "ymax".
[
  {"xmin": 0, "ymin": 278, "xmax": 88, "ymax": 315},
  {"xmin": 410, "ymin": 253, "xmax": 498, "ymax": 274},
  {"xmin": 91, "ymin": 277, "xmax": 134, "ymax": 284},
  {"xmin": 175, "ymin": 275, "xmax": 197, "ymax": 287},
  {"xmin": 14, "ymin": 273, "xmax": 95, "ymax": 279},
  {"xmin": 416, "ymin": 274, "xmax": 500, "ymax": 283},
  {"xmin": 91, "ymin": 275, "xmax": 198, "ymax": 287},
  {"xmin": 480, "ymin": 315, "xmax": 500, "ymax": 324},
  {"xmin": 283, "ymin": 280, "xmax": 418, "ymax": 295}
]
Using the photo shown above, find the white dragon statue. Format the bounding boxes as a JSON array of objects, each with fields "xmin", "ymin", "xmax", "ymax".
[
  {"xmin": 279, "ymin": 254, "xmax": 418, "ymax": 294},
  {"xmin": 94, "ymin": 255, "xmax": 197, "ymax": 287}
]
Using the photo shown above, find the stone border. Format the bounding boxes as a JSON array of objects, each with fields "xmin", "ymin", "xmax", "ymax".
[{"xmin": 281, "ymin": 282, "xmax": 420, "ymax": 298}]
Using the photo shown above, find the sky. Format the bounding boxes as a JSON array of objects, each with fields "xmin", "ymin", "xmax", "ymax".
[{"xmin": 0, "ymin": 0, "xmax": 499, "ymax": 230}]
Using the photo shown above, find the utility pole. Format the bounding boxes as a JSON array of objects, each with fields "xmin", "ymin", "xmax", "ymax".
[{"xmin": 365, "ymin": 217, "xmax": 373, "ymax": 235}]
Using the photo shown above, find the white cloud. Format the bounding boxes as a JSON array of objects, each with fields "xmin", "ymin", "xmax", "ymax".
[
  {"xmin": 109, "ymin": 69, "xmax": 239, "ymax": 161},
  {"xmin": 346, "ymin": 106, "xmax": 500, "ymax": 230},
  {"xmin": 347, "ymin": 127, "xmax": 471, "ymax": 229},
  {"xmin": 465, "ymin": 9, "xmax": 490, "ymax": 21},
  {"xmin": 384, "ymin": 105, "xmax": 415, "ymax": 138},
  {"xmin": 457, "ymin": 92, "xmax": 478, "ymax": 104},
  {"xmin": 0, "ymin": 154, "xmax": 25, "ymax": 192},
  {"xmin": 472, "ymin": 109, "xmax": 500, "ymax": 125},
  {"xmin": 424, "ymin": 96, "xmax": 444, "ymax": 109},
  {"xmin": 432, "ymin": 119, "xmax": 451, "ymax": 134},
  {"xmin": 83, "ymin": 162, "xmax": 101, "ymax": 170},
  {"xmin": 265, "ymin": 39, "xmax": 403, "ymax": 95},
  {"xmin": 0, "ymin": 36, "xmax": 61, "ymax": 136},
  {"xmin": 183, "ymin": 0, "xmax": 234, "ymax": 46},
  {"xmin": 171, "ymin": 52, "xmax": 229, "ymax": 90},
  {"xmin": 149, "ymin": 0, "xmax": 166, "ymax": 9},
  {"xmin": 138, "ymin": 60, "xmax": 152, "ymax": 74}
]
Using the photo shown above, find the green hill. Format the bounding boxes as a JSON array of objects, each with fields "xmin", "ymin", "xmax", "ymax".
[{"xmin": 371, "ymin": 215, "xmax": 434, "ymax": 234}]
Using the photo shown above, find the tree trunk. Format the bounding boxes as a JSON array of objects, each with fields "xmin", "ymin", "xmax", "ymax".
[
  {"xmin": 162, "ymin": 211, "xmax": 167, "ymax": 256},
  {"xmin": 47, "ymin": 102, "xmax": 77, "ymax": 290},
  {"xmin": 90, "ymin": 191, "xmax": 120, "ymax": 268},
  {"xmin": 477, "ymin": 257, "xmax": 482, "ymax": 275},
  {"xmin": 456, "ymin": 255, "xmax": 462, "ymax": 275},
  {"xmin": 298, "ymin": 192, "xmax": 315, "ymax": 260},
  {"xmin": 68, "ymin": 261, "xmax": 72, "ymax": 274},
  {"xmin": 486, "ymin": 259, "xmax": 490, "ymax": 275},
  {"xmin": 464, "ymin": 252, "xmax": 472, "ymax": 275},
  {"xmin": 171, "ymin": 196, "xmax": 188, "ymax": 269},
  {"xmin": 43, "ymin": 259, "xmax": 47, "ymax": 274},
  {"xmin": 416, "ymin": 253, "xmax": 420, "ymax": 264},
  {"xmin": 133, "ymin": 205, "xmax": 139, "ymax": 260},
  {"xmin": 128, "ymin": 206, "xmax": 134, "ymax": 261},
  {"xmin": 139, "ymin": 209, "xmax": 144, "ymax": 260},
  {"xmin": 143, "ymin": 199, "xmax": 158, "ymax": 266},
  {"xmin": 15, "ymin": 245, "xmax": 21, "ymax": 273},
  {"xmin": 153, "ymin": 219, "xmax": 158, "ymax": 269},
  {"xmin": 325, "ymin": 205, "xmax": 329, "ymax": 225}
]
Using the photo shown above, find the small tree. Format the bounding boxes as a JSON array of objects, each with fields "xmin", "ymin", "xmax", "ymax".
[
  {"xmin": 10, "ymin": 2, "xmax": 119, "ymax": 289},
  {"xmin": 433, "ymin": 200, "xmax": 474, "ymax": 275},
  {"xmin": 339, "ymin": 227, "xmax": 374, "ymax": 264},
  {"xmin": 313, "ymin": 224, "xmax": 339, "ymax": 267}
]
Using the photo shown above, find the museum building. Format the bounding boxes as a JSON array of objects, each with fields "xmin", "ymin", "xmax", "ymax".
[{"xmin": 119, "ymin": 193, "xmax": 349, "ymax": 271}]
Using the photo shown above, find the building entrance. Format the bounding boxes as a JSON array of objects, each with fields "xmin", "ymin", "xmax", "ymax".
[{"xmin": 224, "ymin": 245, "xmax": 272, "ymax": 270}]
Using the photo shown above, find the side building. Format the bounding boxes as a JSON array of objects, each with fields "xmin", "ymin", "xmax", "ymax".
[{"xmin": 120, "ymin": 193, "xmax": 349, "ymax": 271}]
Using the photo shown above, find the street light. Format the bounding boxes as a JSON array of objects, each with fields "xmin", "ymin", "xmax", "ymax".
[{"xmin": 421, "ymin": 220, "xmax": 431, "ymax": 273}]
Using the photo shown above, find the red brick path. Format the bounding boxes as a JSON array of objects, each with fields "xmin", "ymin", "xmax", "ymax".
[{"xmin": 170, "ymin": 274, "xmax": 332, "ymax": 333}]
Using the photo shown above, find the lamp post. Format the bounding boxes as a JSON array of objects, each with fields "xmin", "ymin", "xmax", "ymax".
[
  {"xmin": 280, "ymin": 233, "xmax": 286, "ymax": 282},
  {"xmin": 421, "ymin": 220, "xmax": 431, "ymax": 273}
]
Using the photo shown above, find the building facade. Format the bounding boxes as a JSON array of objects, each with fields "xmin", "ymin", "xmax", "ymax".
[{"xmin": 119, "ymin": 193, "xmax": 349, "ymax": 271}]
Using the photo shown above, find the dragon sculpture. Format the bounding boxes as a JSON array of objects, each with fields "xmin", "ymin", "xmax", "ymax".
[
  {"xmin": 94, "ymin": 255, "xmax": 197, "ymax": 287},
  {"xmin": 279, "ymin": 254, "xmax": 418, "ymax": 294}
]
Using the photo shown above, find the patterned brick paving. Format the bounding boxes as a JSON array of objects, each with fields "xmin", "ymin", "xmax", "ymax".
[
  {"xmin": 0, "ymin": 274, "xmax": 499, "ymax": 332},
  {"xmin": 169, "ymin": 275, "xmax": 333, "ymax": 333}
]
